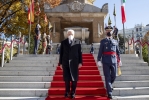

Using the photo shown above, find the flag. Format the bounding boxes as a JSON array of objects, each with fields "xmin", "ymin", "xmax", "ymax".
[
  {"xmin": 113, "ymin": 4, "xmax": 116, "ymax": 16},
  {"xmin": 44, "ymin": 14, "xmax": 48, "ymax": 23},
  {"xmin": 121, "ymin": 0, "xmax": 126, "ymax": 24},
  {"xmin": 35, "ymin": 2, "xmax": 41, "ymax": 15},
  {"xmin": 28, "ymin": 0, "xmax": 34, "ymax": 24},
  {"xmin": 108, "ymin": 16, "xmax": 112, "ymax": 25}
]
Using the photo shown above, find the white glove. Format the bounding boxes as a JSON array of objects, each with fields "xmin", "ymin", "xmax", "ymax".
[
  {"xmin": 37, "ymin": 24, "xmax": 41, "ymax": 28},
  {"xmin": 97, "ymin": 61, "xmax": 102, "ymax": 67},
  {"xmin": 119, "ymin": 60, "xmax": 122, "ymax": 66}
]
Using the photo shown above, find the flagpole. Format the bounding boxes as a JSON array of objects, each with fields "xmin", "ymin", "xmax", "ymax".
[
  {"xmin": 114, "ymin": 16, "xmax": 116, "ymax": 27},
  {"xmin": 28, "ymin": 0, "xmax": 32, "ymax": 54},
  {"xmin": 37, "ymin": 1, "xmax": 40, "ymax": 24},
  {"xmin": 114, "ymin": 4, "xmax": 116, "ymax": 27},
  {"xmin": 123, "ymin": 23, "xmax": 126, "ymax": 54}
]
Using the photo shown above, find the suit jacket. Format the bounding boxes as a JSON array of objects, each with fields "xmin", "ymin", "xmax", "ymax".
[
  {"xmin": 97, "ymin": 38, "xmax": 120, "ymax": 64},
  {"xmin": 59, "ymin": 38, "xmax": 82, "ymax": 81}
]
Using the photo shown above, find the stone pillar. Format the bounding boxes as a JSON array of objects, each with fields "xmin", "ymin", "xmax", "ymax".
[
  {"xmin": 92, "ymin": 17, "xmax": 104, "ymax": 43},
  {"xmin": 49, "ymin": 18, "xmax": 61, "ymax": 43},
  {"xmin": 82, "ymin": 28, "xmax": 86, "ymax": 44}
]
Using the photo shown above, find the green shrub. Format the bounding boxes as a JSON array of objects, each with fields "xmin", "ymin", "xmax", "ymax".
[{"xmin": 142, "ymin": 45, "xmax": 148, "ymax": 62}]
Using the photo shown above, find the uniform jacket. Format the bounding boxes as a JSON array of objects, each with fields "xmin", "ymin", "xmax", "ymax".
[{"xmin": 97, "ymin": 38, "xmax": 120, "ymax": 64}]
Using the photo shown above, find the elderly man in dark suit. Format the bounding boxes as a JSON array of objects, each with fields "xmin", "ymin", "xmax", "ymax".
[
  {"xmin": 59, "ymin": 29, "xmax": 82, "ymax": 99},
  {"xmin": 97, "ymin": 25, "xmax": 122, "ymax": 99}
]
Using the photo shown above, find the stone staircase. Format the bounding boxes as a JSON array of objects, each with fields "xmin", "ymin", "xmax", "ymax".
[
  {"xmin": 50, "ymin": 44, "xmax": 100, "ymax": 54},
  {"xmin": 93, "ymin": 54, "xmax": 149, "ymax": 100},
  {"xmin": 0, "ymin": 53, "xmax": 149, "ymax": 100},
  {"xmin": 0, "ymin": 55, "xmax": 59, "ymax": 100}
]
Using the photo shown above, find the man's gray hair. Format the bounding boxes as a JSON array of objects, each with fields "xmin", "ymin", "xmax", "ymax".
[{"xmin": 67, "ymin": 29, "xmax": 75, "ymax": 35}]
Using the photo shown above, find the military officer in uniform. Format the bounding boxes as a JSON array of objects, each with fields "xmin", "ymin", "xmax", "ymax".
[
  {"xmin": 97, "ymin": 25, "xmax": 122, "ymax": 99},
  {"xmin": 59, "ymin": 29, "xmax": 82, "ymax": 99}
]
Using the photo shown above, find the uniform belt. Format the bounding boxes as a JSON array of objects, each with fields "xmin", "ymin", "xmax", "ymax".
[
  {"xmin": 103, "ymin": 52, "xmax": 116, "ymax": 55},
  {"xmin": 103, "ymin": 52, "xmax": 120, "ymax": 62}
]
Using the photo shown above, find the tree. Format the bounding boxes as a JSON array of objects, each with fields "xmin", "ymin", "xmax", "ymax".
[
  {"xmin": 142, "ymin": 45, "xmax": 148, "ymax": 62},
  {"xmin": 0, "ymin": 0, "xmax": 25, "ymax": 31}
]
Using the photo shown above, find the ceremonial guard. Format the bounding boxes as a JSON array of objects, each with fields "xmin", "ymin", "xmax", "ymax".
[
  {"xmin": 97, "ymin": 21, "xmax": 122, "ymax": 99},
  {"xmin": 113, "ymin": 26, "xmax": 119, "ymax": 40},
  {"xmin": 34, "ymin": 24, "xmax": 41, "ymax": 54},
  {"xmin": 90, "ymin": 43, "xmax": 94, "ymax": 54}
]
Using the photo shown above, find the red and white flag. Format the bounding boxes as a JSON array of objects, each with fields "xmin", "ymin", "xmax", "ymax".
[
  {"xmin": 121, "ymin": 0, "xmax": 126, "ymax": 24},
  {"xmin": 28, "ymin": 0, "xmax": 34, "ymax": 24}
]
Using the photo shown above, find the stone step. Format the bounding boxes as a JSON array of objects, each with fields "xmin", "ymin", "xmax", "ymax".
[
  {"xmin": 0, "ymin": 97, "xmax": 46, "ymax": 100},
  {"xmin": 98, "ymin": 66, "xmax": 149, "ymax": 70},
  {"xmin": 100, "ymin": 70, "xmax": 149, "ymax": 75},
  {"xmin": 8, "ymin": 61, "xmax": 147, "ymax": 66},
  {"xmin": 0, "ymin": 89, "xmax": 48, "ymax": 97},
  {"xmin": 0, "ymin": 71, "xmax": 55, "ymax": 76},
  {"xmin": 0, "ymin": 87, "xmax": 149, "ymax": 97},
  {"xmin": 0, "ymin": 81, "xmax": 149, "ymax": 89},
  {"xmin": 113, "ymin": 95, "xmax": 149, "ymax": 100},
  {"xmin": 2, "ymin": 95, "xmax": 149, "ymax": 100},
  {"xmin": 5, "ymin": 61, "xmax": 58, "ymax": 66},
  {"xmin": 4, "ymin": 63, "xmax": 55, "ymax": 67},
  {"xmin": 10, "ymin": 60, "xmax": 59, "ymax": 63},
  {"xmin": 113, "ymin": 81, "xmax": 149, "ymax": 88},
  {"xmin": 101, "ymin": 75, "xmax": 149, "ymax": 81},
  {"xmin": 1, "ymin": 75, "xmax": 148, "ymax": 82},
  {"xmin": 0, "ymin": 82, "xmax": 50, "ymax": 89},
  {"xmin": 0, "ymin": 70, "xmax": 149, "ymax": 76},
  {"xmin": 113, "ymin": 87, "xmax": 149, "ymax": 96},
  {"xmin": 0, "ymin": 66, "xmax": 56, "ymax": 71},
  {"xmin": 97, "ymin": 63, "xmax": 148, "ymax": 66},
  {"xmin": 13, "ymin": 58, "xmax": 58, "ymax": 61},
  {"xmin": 0, "ymin": 76, "xmax": 53, "ymax": 82},
  {"xmin": 17, "ymin": 54, "xmax": 59, "ymax": 57}
]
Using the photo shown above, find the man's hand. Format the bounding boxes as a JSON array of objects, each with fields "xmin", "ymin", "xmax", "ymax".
[
  {"xmin": 97, "ymin": 61, "xmax": 102, "ymax": 67},
  {"xmin": 78, "ymin": 63, "xmax": 82, "ymax": 69},
  {"xmin": 60, "ymin": 64, "xmax": 63, "ymax": 70}
]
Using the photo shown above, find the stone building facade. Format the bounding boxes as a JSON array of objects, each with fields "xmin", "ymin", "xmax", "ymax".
[{"xmin": 44, "ymin": 0, "xmax": 108, "ymax": 44}]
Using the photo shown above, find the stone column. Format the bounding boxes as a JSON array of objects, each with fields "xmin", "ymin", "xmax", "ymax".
[
  {"xmin": 82, "ymin": 28, "xmax": 86, "ymax": 44},
  {"xmin": 49, "ymin": 18, "xmax": 61, "ymax": 43},
  {"xmin": 92, "ymin": 17, "xmax": 104, "ymax": 43}
]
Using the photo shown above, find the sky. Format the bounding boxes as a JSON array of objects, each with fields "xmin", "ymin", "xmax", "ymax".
[{"xmin": 94, "ymin": 0, "xmax": 149, "ymax": 30}]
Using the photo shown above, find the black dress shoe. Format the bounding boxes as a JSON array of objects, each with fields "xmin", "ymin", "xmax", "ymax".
[
  {"xmin": 64, "ymin": 92, "xmax": 69, "ymax": 98},
  {"xmin": 108, "ymin": 94, "xmax": 113, "ymax": 99},
  {"xmin": 70, "ymin": 93, "xmax": 75, "ymax": 99},
  {"xmin": 112, "ymin": 87, "xmax": 114, "ymax": 90}
]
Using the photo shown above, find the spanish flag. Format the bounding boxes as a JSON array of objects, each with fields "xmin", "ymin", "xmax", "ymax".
[{"xmin": 28, "ymin": 0, "xmax": 34, "ymax": 24}]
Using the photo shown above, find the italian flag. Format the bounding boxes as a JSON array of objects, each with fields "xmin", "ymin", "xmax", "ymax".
[{"xmin": 121, "ymin": 0, "xmax": 126, "ymax": 24}]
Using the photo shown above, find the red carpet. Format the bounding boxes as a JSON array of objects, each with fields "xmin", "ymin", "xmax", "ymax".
[{"xmin": 46, "ymin": 54, "xmax": 109, "ymax": 100}]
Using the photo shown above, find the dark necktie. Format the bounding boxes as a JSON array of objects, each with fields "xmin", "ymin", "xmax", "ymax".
[
  {"xmin": 70, "ymin": 40, "xmax": 72, "ymax": 46},
  {"xmin": 109, "ymin": 38, "xmax": 112, "ymax": 44}
]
